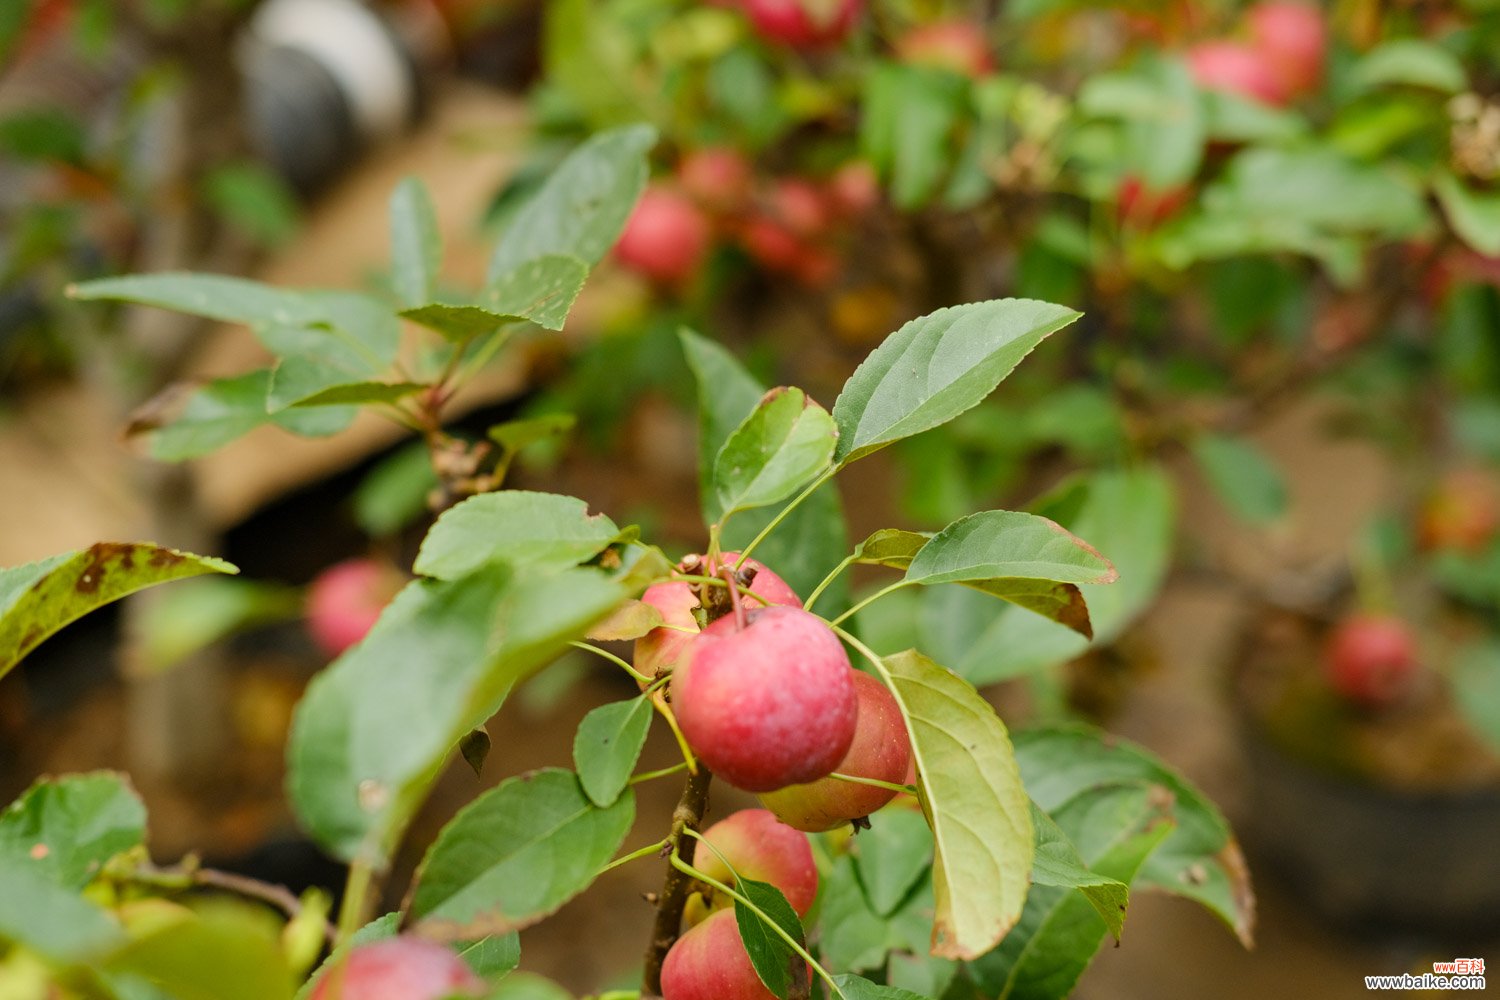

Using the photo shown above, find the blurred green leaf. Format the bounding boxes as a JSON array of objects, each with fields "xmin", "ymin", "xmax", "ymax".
[
  {"xmin": 0, "ymin": 862, "xmax": 121, "ymax": 959},
  {"xmin": 884, "ymin": 651, "xmax": 1032, "ymax": 959},
  {"xmin": 489, "ymin": 414, "xmax": 577, "ymax": 455},
  {"xmin": 0, "ymin": 545, "xmax": 237, "ymax": 680},
  {"xmin": 389, "ymin": 177, "xmax": 442, "ymax": 308},
  {"xmin": 104, "ymin": 906, "xmax": 295, "ymax": 1000},
  {"xmin": 862, "ymin": 61, "xmax": 969, "ymax": 209},
  {"xmin": 1348, "ymin": 39, "xmax": 1467, "ymax": 93},
  {"xmin": 1453, "ymin": 640, "xmax": 1500, "ymax": 754},
  {"xmin": 1015, "ymin": 724, "xmax": 1255, "ymax": 946},
  {"xmin": 0, "ymin": 773, "xmax": 145, "ymax": 889},
  {"xmin": 1191, "ymin": 433, "xmax": 1289, "ymax": 525},
  {"xmin": 140, "ymin": 370, "xmax": 355, "ymax": 461},
  {"xmin": 830, "ymin": 976, "xmax": 929, "ymax": 1000},
  {"xmin": 483, "ymin": 971, "xmax": 573, "ymax": 1000},
  {"xmin": 1434, "ymin": 171, "xmax": 1500, "ymax": 257},
  {"xmin": 0, "ymin": 108, "xmax": 87, "ymax": 164},
  {"xmin": 487, "ymin": 124, "xmax": 656, "ymax": 280},
  {"xmin": 411, "ymin": 769, "xmax": 634, "ymax": 936},
  {"xmin": 135, "ymin": 576, "xmax": 300, "ymax": 675},
  {"xmin": 1079, "ymin": 57, "xmax": 1204, "ymax": 188},
  {"xmin": 572, "ymin": 696, "xmax": 652, "ymax": 807},
  {"xmin": 354, "ymin": 442, "xmax": 439, "ymax": 538},
  {"xmin": 415, "ymin": 491, "xmax": 620, "ymax": 580},
  {"xmin": 852, "ymin": 807, "xmax": 932, "ymax": 918},
  {"xmin": 851, "ymin": 529, "xmax": 931, "ymax": 571},
  {"xmin": 202, "ymin": 163, "xmax": 300, "ymax": 248},
  {"xmin": 1028, "ymin": 801, "xmax": 1128, "ymax": 937}
]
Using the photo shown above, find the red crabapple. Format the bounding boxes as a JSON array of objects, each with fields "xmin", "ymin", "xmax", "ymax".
[
  {"xmin": 693, "ymin": 809, "xmax": 818, "ymax": 915},
  {"xmin": 1246, "ymin": 1, "xmax": 1326, "ymax": 98},
  {"xmin": 672, "ymin": 606, "xmax": 857, "ymax": 792},
  {"xmin": 895, "ymin": 20, "xmax": 993, "ymax": 78},
  {"xmin": 1186, "ymin": 41, "xmax": 1287, "ymax": 105},
  {"xmin": 306, "ymin": 558, "xmax": 404, "ymax": 657},
  {"xmin": 1323, "ymin": 614, "xmax": 1419, "ymax": 708},
  {"xmin": 761, "ymin": 671, "xmax": 911, "ymax": 831},
  {"xmin": 308, "ymin": 937, "xmax": 485, "ymax": 1000},
  {"xmin": 662, "ymin": 909, "xmax": 799, "ymax": 1000},
  {"xmin": 614, "ymin": 187, "xmax": 712, "ymax": 285},
  {"xmin": 742, "ymin": 0, "xmax": 862, "ymax": 49}
]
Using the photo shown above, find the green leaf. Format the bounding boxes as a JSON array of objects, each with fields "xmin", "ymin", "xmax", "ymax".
[
  {"xmin": 104, "ymin": 906, "xmax": 295, "ymax": 1000},
  {"xmin": 881, "ymin": 650, "xmax": 1033, "ymax": 959},
  {"xmin": 1453, "ymin": 640, "xmax": 1500, "ymax": 754},
  {"xmin": 830, "ymin": 974, "xmax": 931, "ymax": 1000},
  {"xmin": 0, "ymin": 861, "xmax": 122, "ymax": 959},
  {"xmin": 487, "ymin": 124, "xmax": 656, "ymax": 281},
  {"xmin": 1014, "ymin": 724, "xmax": 1255, "ymax": 946},
  {"xmin": 285, "ymin": 380, "xmax": 428, "ymax": 408},
  {"xmin": 484, "ymin": 254, "xmax": 590, "ymax": 332},
  {"xmin": 942, "ymin": 466, "xmax": 1175, "ymax": 684},
  {"xmin": 1028, "ymin": 801, "xmax": 1127, "ymax": 938},
  {"xmin": 832, "ymin": 300, "xmax": 1082, "ymax": 464},
  {"xmin": 1191, "ymin": 433, "xmax": 1288, "ymax": 525},
  {"xmin": 1349, "ymin": 39, "xmax": 1467, "ymax": 94},
  {"xmin": 1079, "ymin": 57, "xmax": 1205, "ymax": 188},
  {"xmin": 904, "ymin": 510, "xmax": 1118, "ymax": 637},
  {"xmin": 853, "ymin": 807, "xmax": 932, "ymax": 917},
  {"xmin": 295, "ymin": 913, "xmax": 401, "ymax": 1000},
  {"xmin": 201, "ymin": 163, "xmax": 300, "ymax": 248},
  {"xmin": 458, "ymin": 933, "xmax": 521, "ymax": 977},
  {"xmin": 714, "ymin": 387, "xmax": 837, "ymax": 521},
  {"xmin": 482, "ymin": 971, "xmax": 573, "ymax": 1000},
  {"xmin": 401, "ymin": 304, "xmax": 518, "ymax": 342},
  {"xmin": 390, "ymin": 177, "xmax": 442, "ymax": 308},
  {"xmin": 136, "ymin": 370, "xmax": 355, "ymax": 461},
  {"xmin": 851, "ymin": 529, "xmax": 932, "ymax": 571},
  {"xmin": 681, "ymin": 329, "xmax": 850, "ymax": 605},
  {"xmin": 287, "ymin": 565, "xmax": 628, "ymax": 864},
  {"xmin": 861, "ymin": 61, "xmax": 968, "ymax": 210},
  {"xmin": 734, "ymin": 878, "xmax": 806, "ymax": 1000},
  {"xmin": 1434, "ymin": 171, "xmax": 1500, "ymax": 258},
  {"xmin": 410, "ymin": 769, "xmax": 635, "ymax": 937},
  {"xmin": 0, "ymin": 773, "xmax": 145, "ymax": 889},
  {"xmin": 354, "ymin": 442, "xmax": 439, "ymax": 538},
  {"xmin": 969, "ymin": 784, "xmax": 1174, "ymax": 1000},
  {"xmin": 572, "ymin": 696, "xmax": 652, "ymax": 807},
  {"xmin": 0, "ymin": 544, "xmax": 238, "ymax": 680},
  {"xmin": 0, "ymin": 108, "xmax": 88, "ymax": 164},
  {"xmin": 819, "ymin": 856, "xmax": 937, "ymax": 973},
  {"xmin": 415, "ymin": 492, "xmax": 620, "ymax": 580},
  {"xmin": 489, "ymin": 414, "xmax": 578, "ymax": 454}
]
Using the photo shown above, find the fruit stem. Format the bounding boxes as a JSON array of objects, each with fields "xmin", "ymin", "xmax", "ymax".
[
  {"xmin": 829, "ymin": 772, "xmax": 916, "ymax": 795},
  {"xmin": 733, "ymin": 467, "xmax": 836, "ymax": 570},
  {"xmin": 570, "ymin": 639, "xmax": 652, "ymax": 684},
  {"xmin": 335, "ymin": 858, "xmax": 375, "ymax": 947},
  {"xmin": 826, "ymin": 579, "xmax": 914, "ymax": 628},
  {"xmin": 803, "ymin": 555, "xmax": 856, "ymax": 612},
  {"xmin": 668, "ymin": 852, "xmax": 844, "ymax": 1000},
  {"xmin": 598, "ymin": 837, "xmax": 672, "ymax": 877},
  {"xmin": 650, "ymin": 689, "xmax": 699, "ymax": 774},
  {"xmin": 641, "ymin": 766, "xmax": 714, "ymax": 997},
  {"xmin": 630, "ymin": 761, "xmax": 690, "ymax": 785},
  {"xmin": 672, "ymin": 574, "xmax": 775, "ymax": 608},
  {"xmin": 721, "ymin": 566, "xmax": 748, "ymax": 630}
]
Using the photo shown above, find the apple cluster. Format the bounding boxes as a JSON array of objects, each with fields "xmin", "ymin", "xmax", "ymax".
[{"xmin": 613, "ymin": 153, "xmax": 878, "ymax": 290}]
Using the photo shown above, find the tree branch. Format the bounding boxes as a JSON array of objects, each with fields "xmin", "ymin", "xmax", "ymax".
[{"xmin": 640, "ymin": 765, "xmax": 713, "ymax": 998}]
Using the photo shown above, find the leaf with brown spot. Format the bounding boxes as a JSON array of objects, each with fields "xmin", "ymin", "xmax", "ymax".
[{"xmin": 0, "ymin": 544, "xmax": 237, "ymax": 679}]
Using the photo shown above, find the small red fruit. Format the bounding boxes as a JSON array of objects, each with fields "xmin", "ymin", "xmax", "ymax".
[
  {"xmin": 1186, "ymin": 41, "xmax": 1287, "ymax": 105},
  {"xmin": 1246, "ymin": 2, "xmax": 1326, "ymax": 98},
  {"xmin": 895, "ymin": 20, "xmax": 993, "ymax": 78},
  {"xmin": 1323, "ymin": 614, "xmax": 1419, "ymax": 708},
  {"xmin": 306, "ymin": 558, "xmax": 404, "ymax": 657},
  {"xmin": 633, "ymin": 553, "xmax": 801, "ymax": 686},
  {"xmin": 662, "ymin": 909, "xmax": 799, "ymax": 1000},
  {"xmin": 614, "ymin": 187, "xmax": 712, "ymax": 285},
  {"xmin": 673, "ymin": 606, "xmax": 857, "ymax": 792},
  {"xmin": 308, "ymin": 937, "xmax": 485, "ymax": 1000},
  {"xmin": 679, "ymin": 148, "xmax": 755, "ymax": 214},
  {"xmin": 1116, "ymin": 175, "xmax": 1190, "ymax": 229},
  {"xmin": 826, "ymin": 161, "xmax": 880, "ymax": 218},
  {"xmin": 742, "ymin": 0, "xmax": 862, "ymax": 49},
  {"xmin": 693, "ymin": 809, "xmax": 819, "ymax": 916},
  {"xmin": 761, "ymin": 671, "xmax": 911, "ymax": 831}
]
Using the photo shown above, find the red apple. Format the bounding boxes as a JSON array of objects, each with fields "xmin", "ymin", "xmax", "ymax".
[
  {"xmin": 693, "ymin": 809, "xmax": 818, "ymax": 916},
  {"xmin": 1116, "ymin": 175, "xmax": 1190, "ymax": 229},
  {"xmin": 309, "ymin": 937, "xmax": 485, "ymax": 1000},
  {"xmin": 760, "ymin": 671, "xmax": 911, "ymax": 831},
  {"xmin": 1247, "ymin": 1, "xmax": 1325, "ymax": 98},
  {"xmin": 614, "ymin": 187, "xmax": 712, "ymax": 285},
  {"xmin": 672, "ymin": 606, "xmax": 857, "ymax": 792},
  {"xmin": 1323, "ymin": 614, "xmax": 1419, "ymax": 708},
  {"xmin": 742, "ymin": 0, "xmax": 862, "ymax": 49},
  {"xmin": 1186, "ymin": 41, "xmax": 1287, "ymax": 105},
  {"xmin": 306, "ymin": 558, "xmax": 404, "ymax": 657},
  {"xmin": 895, "ymin": 20, "xmax": 993, "ymax": 78},
  {"xmin": 633, "ymin": 553, "xmax": 801, "ymax": 687},
  {"xmin": 662, "ymin": 909, "xmax": 799, "ymax": 1000},
  {"xmin": 827, "ymin": 161, "xmax": 880, "ymax": 218},
  {"xmin": 679, "ymin": 148, "xmax": 755, "ymax": 214}
]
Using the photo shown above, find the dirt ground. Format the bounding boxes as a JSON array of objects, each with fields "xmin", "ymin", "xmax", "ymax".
[{"xmin": 2, "ymin": 82, "xmax": 1496, "ymax": 998}]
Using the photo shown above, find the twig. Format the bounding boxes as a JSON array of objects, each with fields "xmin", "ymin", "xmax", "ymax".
[{"xmin": 640, "ymin": 766, "xmax": 714, "ymax": 998}]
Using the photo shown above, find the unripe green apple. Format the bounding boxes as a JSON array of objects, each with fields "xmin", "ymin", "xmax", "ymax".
[
  {"xmin": 633, "ymin": 553, "xmax": 801, "ymax": 687},
  {"xmin": 662, "ymin": 908, "xmax": 801, "ymax": 1000},
  {"xmin": 760, "ymin": 670, "xmax": 911, "ymax": 831},
  {"xmin": 672, "ymin": 606, "xmax": 857, "ymax": 792},
  {"xmin": 692, "ymin": 809, "xmax": 818, "ymax": 916},
  {"xmin": 308, "ymin": 937, "xmax": 484, "ymax": 1000}
]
